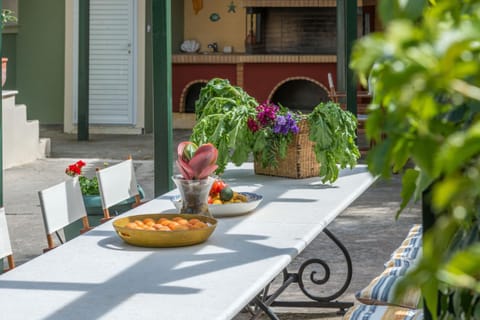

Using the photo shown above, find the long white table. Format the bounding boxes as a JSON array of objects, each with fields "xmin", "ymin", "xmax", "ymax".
[{"xmin": 0, "ymin": 163, "xmax": 375, "ymax": 320}]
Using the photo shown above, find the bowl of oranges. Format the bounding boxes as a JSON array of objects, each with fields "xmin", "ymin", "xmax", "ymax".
[{"xmin": 112, "ymin": 213, "xmax": 217, "ymax": 247}]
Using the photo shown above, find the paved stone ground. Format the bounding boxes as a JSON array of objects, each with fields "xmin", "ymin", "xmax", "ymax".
[{"xmin": 2, "ymin": 126, "xmax": 422, "ymax": 319}]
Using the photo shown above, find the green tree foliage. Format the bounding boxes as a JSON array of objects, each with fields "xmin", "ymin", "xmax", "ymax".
[{"xmin": 351, "ymin": 0, "xmax": 480, "ymax": 318}]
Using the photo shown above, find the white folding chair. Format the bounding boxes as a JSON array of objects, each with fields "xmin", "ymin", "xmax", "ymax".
[
  {"xmin": 96, "ymin": 156, "xmax": 142, "ymax": 222},
  {"xmin": 0, "ymin": 207, "xmax": 15, "ymax": 272},
  {"xmin": 327, "ymin": 72, "xmax": 339, "ymax": 103},
  {"xmin": 38, "ymin": 177, "xmax": 91, "ymax": 251}
]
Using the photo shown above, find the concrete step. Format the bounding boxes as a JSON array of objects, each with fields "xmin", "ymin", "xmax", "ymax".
[{"xmin": 2, "ymin": 92, "xmax": 49, "ymax": 168}]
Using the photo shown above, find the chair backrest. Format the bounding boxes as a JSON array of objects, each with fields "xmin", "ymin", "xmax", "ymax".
[
  {"xmin": 327, "ymin": 72, "xmax": 338, "ymax": 103},
  {"xmin": 0, "ymin": 207, "xmax": 15, "ymax": 271},
  {"xmin": 96, "ymin": 157, "xmax": 140, "ymax": 221},
  {"xmin": 38, "ymin": 177, "xmax": 90, "ymax": 250}
]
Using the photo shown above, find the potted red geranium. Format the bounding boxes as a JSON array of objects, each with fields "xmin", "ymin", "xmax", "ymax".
[{"xmin": 63, "ymin": 160, "xmax": 145, "ymax": 240}]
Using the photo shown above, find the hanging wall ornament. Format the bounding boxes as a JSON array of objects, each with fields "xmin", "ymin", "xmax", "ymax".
[
  {"xmin": 209, "ymin": 13, "xmax": 221, "ymax": 22},
  {"xmin": 192, "ymin": 0, "xmax": 203, "ymax": 15},
  {"xmin": 228, "ymin": 1, "xmax": 236, "ymax": 13}
]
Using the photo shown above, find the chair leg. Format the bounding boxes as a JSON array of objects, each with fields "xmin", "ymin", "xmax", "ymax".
[
  {"xmin": 43, "ymin": 234, "xmax": 56, "ymax": 252},
  {"xmin": 132, "ymin": 194, "xmax": 142, "ymax": 208},
  {"xmin": 7, "ymin": 254, "xmax": 15, "ymax": 270},
  {"xmin": 101, "ymin": 208, "xmax": 112, "ymax": 223},
  {"xmin": 80, "ymin": 216, "xmax": 92, "ymax": 234}
]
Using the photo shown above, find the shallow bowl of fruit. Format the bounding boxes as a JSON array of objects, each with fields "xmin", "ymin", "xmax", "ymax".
[
  {"xmin": 171, "ymin": 193, "xmax": 263, "ymax": 217},
  {"xmin": 112, "ymin": 213, "xmax": 217, "ymax": 247},
  {"xmin": 171, "ymin": 179, "xmax": 263, "ymax": 217}
]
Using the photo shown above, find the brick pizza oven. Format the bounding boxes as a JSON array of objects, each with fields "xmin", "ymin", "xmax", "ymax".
[{"xmin": 172, "ymin": 0, "xmax": 376, "ymax": 128}]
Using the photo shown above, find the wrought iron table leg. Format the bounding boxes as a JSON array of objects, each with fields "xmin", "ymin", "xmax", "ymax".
[
  {"xmin": 253, "ymin": 297, "xmax": 281, "ymax": 320},
  {"xmin": 270, "ymin": 227, "xmax": 354, "ymax": 314},
  {"xmin": 246, "ymin": 228, "xmax": 354, "ymax": 318},
  {"xmin": 248, "ymin": 269, "xmax": 295, "ymax": 320}
]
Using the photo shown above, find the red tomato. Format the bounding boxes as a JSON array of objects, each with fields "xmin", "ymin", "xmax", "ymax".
[
  {"xmin": 210, "ymin": 180, "xmax": 227, "ymax": 195},
  {"xmin": 218, "ymin": 180, "xmax": 226, "ymax": 190},
  {"xmin": 209, "ymin": 182, "xmax": 218, "ymax": 195},
  {"xmin": 208, "ymin": 195, "xmax": 213, "ymax": 204}
]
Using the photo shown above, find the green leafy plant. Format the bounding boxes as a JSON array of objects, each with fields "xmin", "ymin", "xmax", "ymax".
[
  {"xmin": 190, "ymin": 78, "xmax": 258, "ymax": 173},
  {"xmin": 308, "ymin": 101, "xmax": 360, "ymax": 183},
  {"xmin": 351, "ymin": 0, "xmax": 480, "ymax": 318},
  {"xmin": 65, "ymin": 160, "xmax": 102, "ymax": 196},
  {"xmin": 191, "ymin": 78, "xmax": 360, "ymax": 183}
]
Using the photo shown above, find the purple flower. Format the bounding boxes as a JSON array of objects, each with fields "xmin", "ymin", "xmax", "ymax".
[
  {"xmin": 273, "ymin": 112, "xmax": 299, "ymax": 135},
  {"xmin": 286, "ymin": 113, "xmax": 299, "ymax": 134},
  {"xmin": 273, "ymin": 115, "xmax": 287, "ymax": 134},
  {"xmin": 290, "ymin": 123, "xmax": 299, "ymax": 134}
]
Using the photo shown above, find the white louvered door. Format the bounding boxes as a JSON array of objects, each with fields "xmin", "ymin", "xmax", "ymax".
[{"xmin": 89, "ymin": 0, "xmax": 135, "ymax": 124}]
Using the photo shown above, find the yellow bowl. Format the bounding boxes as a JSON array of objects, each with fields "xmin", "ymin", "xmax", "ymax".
[{"xmin": 112, "ymin": 213, "xmax": 217, "ymax": 248}]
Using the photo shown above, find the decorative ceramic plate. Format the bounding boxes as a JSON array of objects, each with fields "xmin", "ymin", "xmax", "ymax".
[
  {"xmin": 112, "ymin": 213, "xmax": 217, "ymax": 248},
  {"xmin": 171, "ymin": 192, "xmax": 263, "ymax": 217}
]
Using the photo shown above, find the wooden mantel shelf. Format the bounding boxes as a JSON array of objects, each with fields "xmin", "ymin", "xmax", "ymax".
[
  {"xmin": 173, "ymin": 54, "xmax": 336, "ymax": 64},
  {"xmin": 242, "ymin": 0, "xmax": 376, "ymax": 7}
]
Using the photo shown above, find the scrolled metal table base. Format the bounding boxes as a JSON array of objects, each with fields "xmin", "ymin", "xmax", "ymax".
[{"xmin": 247, "ymin": 228, "xmax": 353, "ymax": 320}]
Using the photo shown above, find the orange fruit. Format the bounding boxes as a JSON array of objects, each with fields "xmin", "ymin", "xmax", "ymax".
[
  {"xmin": 190, "ymin": 221, "xmax": 207, "ymax": 229},
  {"xmin": 166, "ymin": 221, "xmax": 180, "ymax": 230},
  {"xmin": 176, "ymin": 218, "xmax": 189, "ymax": 225},
  {"xmin": 143, "ymin": 218, "xmax": 155, "ymax": 225},
  {"xmin": 126, "ymin": 222, "xmax": 138, "ymax": 229},
  {"xmin": 156, "ymin": 225, "xmax": 171, "ymax": 231},
  {"xmin": 194, "ymin": 221, "xmax": 207, "ymax": 228},
  {"xmin": 160, "ymin": 219, "xmax": 172, "ymax": 226},
  {"xmin": 171, "ymin": 224, "xmax": 189, "ymax": 231},
  {"xmin": 188, "ymin": 218, "xmax": 201, "ymax": 224}
]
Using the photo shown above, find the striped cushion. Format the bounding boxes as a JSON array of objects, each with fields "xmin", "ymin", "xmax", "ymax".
[
  {"xmin": 384, "ymin": 257, "xmax": 417, "ymax": 270},
  {"xmin": 385, "ymin": 225, "xmax": 422, "ymax": 267},
  {"xmin": 355, "ymin": 225, "xmax": 423, "ymax": 309},
  {"xmin": 355, "ymin": 272, "xmax": 421, "ymax": 308},
  {"xmin": 343, "ymin": 303, "xmax": 423, "ymax": 320}
]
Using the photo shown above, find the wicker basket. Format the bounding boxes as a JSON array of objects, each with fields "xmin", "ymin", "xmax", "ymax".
[{"xmin": 254, "ymin": 120, "xmax": 320, "ymax": 179}]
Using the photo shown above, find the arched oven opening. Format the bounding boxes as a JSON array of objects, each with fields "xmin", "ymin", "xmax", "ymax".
[
  {"xmin": 181, "ymin": 80, "xmax": 207, "ymax": 113},
  {"xmin": 269, "ymin": 77, "xmax": 330, "ymax": 114}
]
